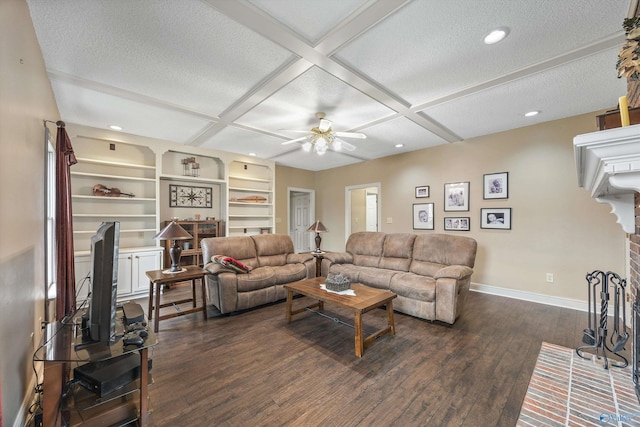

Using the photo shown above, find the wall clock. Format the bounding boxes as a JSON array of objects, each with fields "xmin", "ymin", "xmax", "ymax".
[{"xmin": 169, "ymin": 184, "xmax": 212, "ymax": 208}]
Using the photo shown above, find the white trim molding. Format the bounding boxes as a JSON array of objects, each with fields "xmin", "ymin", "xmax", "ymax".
[{"xmin": 470, "ymin": 282, "xmax": 587, "ymax": 312}]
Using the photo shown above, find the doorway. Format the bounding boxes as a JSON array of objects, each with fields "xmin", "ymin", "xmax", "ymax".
[
  {"xmin": 288, "ymin": 187, "xmax": 315, "ymax": 253},
  {"xmin": 345, "ymin": 183, "xmax": 381, "ymax": 241}
]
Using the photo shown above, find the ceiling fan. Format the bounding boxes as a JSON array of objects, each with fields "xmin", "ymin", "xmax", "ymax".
[{"xmin": 281, "ymin": 112, "xmax": 366, "ymax": 155}]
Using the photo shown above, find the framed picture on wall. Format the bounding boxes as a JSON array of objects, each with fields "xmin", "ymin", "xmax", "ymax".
[
  {"xmin": 169, "ymin": 184, "xmax": 213, "ymax": 208},
  {"xmin": 444, "ymin": 182, "xmax": 469, "ymax": 211},
  {"xmin": 444, "ymin": 217, "xmax": 470, "ymax": 231},
  {"xmin": 415, "ymin": 186, "xmax": 430, "ymax": 198},
  {"xmin": 483, "ymin": 172, "xmax": 509, "ymax": 199},
  {"xmin": 413, "ymin": 203, "xmax": 434, "ymax": 230},
  {"xmin": 480, "ymin": 208, "xmax": 511, "ymax": 229}
]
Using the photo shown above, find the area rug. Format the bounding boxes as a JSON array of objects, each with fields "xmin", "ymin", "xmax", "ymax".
[{"xmin": 517, "ymin": 342, "xmax": 640, "ymax": 426}]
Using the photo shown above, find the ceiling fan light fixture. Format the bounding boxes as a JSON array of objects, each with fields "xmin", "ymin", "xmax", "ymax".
[{"xmin": 283, "ymin": 112, "xmax": 365, "ymax": 155}]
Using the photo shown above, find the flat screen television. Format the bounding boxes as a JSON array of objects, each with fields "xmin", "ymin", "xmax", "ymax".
[{"xmin": 81, "ymin": 221, "xmax": 120, "ymax": 346}]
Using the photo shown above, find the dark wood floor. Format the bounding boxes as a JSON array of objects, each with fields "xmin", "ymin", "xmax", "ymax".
[{"xmin": 138, "ymin": 285, "xmax": 610, "ymax": 427}]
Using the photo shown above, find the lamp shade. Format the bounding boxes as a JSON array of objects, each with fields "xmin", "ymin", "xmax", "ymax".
[
  {"xmin": 154, "ymin": 221, "xmax": 192, "ymax": 241},
  {"xmin": 307, "ymin": 220, "xmax": 328, "ymax": 233}
]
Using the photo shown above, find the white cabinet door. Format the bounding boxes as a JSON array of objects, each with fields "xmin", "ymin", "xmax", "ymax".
[
  {"xmin": 131, "ymin": 250, "xmax": 161, "ymax": 294},
  {"xmin": 117, "ymin": 253, "xmax": 133, "ymax": 297}
]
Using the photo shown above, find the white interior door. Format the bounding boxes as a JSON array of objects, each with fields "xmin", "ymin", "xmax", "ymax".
[
  {"xmin": 366, "ymin": 193, "xmax": 378, "ymax": 231},
  {"xmin": 292, "ymin": 193, "xmax": 311, "ymax": 252}
]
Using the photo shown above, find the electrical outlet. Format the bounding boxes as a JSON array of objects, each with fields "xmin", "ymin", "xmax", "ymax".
[
  {"xmin": 546, "ymin": 273, "xmax": 554, "ymax": 283},
  {"xmin": 386, "ymin": 217, "xmax": 393, "ymax": 224}
]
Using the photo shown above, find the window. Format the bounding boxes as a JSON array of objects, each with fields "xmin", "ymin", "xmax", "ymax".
[{"xmin": 45, "ymin": 130, "xmax": 56, "ymax": 301}]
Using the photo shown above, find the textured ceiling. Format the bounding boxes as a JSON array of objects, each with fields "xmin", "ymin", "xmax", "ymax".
[{"xmin": 27, "ymin": 0, "xmax": 630, "ymax": 171}]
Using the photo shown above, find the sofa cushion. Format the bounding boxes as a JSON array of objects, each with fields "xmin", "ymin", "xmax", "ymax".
[
  {"xmin": 356, "ymin": 267, "xmax": 397, "ymax": 290},
  {"xmin": 272, "ymin": 264, "xmax": 307, "ymax": 284},
  {"xmin": 410, "ymin": 234, "xmax": 477, "ymax": 276},
  {"xmin": 346, "ymin": 232, "xmax": 386, "ymax": 267},
  {"xmin": 252, "ymin": 234, "xmax": 293, "ymax": 266},
  {"xmin": 379, "ymin": 233, "xmax": 416, "ymax": 271},
  {"xmin": 390, "ymin": 272, "xmax": 436, "ymax": 301},
  {"xmin": 236, "ymin": 267, "xmax": 276, "ymax": 292}
]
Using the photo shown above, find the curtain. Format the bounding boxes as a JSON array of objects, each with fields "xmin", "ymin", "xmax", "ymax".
[{"xmin": 55, "ymin": 121, "xmax": 77, "ymax": 321}]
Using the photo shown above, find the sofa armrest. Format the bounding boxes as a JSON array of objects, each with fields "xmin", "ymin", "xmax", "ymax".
[
  {"xmin": 287, "ymin": 253, "xmax": 314, "ymax": 264},
  {"xmin": 323, "ymin": 251, "xmax": 353, "ymax": 264},
  {"xmin": 434, "ymin": 265, "xmax": 473, "ymax": 280},
  {"xmin": 204, "ymin": 262, "xmax": 237, "ymax": 275}
]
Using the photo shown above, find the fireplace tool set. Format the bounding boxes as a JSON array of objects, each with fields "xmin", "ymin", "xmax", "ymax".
[{"xmin": 576, "ymin": 270, "xmax": 629, "ymax": 369}]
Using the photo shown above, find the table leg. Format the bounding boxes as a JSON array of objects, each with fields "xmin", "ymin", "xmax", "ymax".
[
  {"xmin": 191, "ymin": 279, "xmax": 197, "ymax": 309},
  {"xmin": 285, "ymin": 289, "xmax": 293, "ymax": 323},
  {"xmin": 153, "ymin": 283, "xmax": 161, "ymax": 333},
  {"xmin": 387, "ymin": 301, "xmax": 396, "ymax": 335},
  {"xmin": 355, "ymin": 311, "xmax": 364, "ymax": 357},
  {"xmin": 200, "ymin": 277, "xmax": 208, "ymax": 321},
  {"xmin": 139, "ymin": 347, "xmax": 149, "ymax": 426},
  {"xmin": 147, "ymin": 281, "xmax": 154, "ymax": 322}
]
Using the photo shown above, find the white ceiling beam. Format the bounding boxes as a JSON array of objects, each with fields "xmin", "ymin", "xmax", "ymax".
[{"xmin": 204, "ymin": 0, "xmax": 461, "ymax": 142}]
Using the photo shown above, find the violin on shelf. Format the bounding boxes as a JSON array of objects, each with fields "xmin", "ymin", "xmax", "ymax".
[{"xmin": 93, "ymin": 184, "xmax": 135, "ymax": 198}]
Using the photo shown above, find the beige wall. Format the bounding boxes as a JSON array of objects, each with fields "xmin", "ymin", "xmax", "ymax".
[
  {"xmin": 274, "ymin": 166, "xmax": 316, "ymax": 234},
  {"xmin": 0, "ymin": 0, "xmax": 60, "ymax": 425},
  {"xmin": 285, "ymin": 112, "xmax": 625, "ymax": 303}
]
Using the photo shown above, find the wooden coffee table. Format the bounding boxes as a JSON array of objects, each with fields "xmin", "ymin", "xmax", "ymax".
[{"xmin": 284, "ymin": 277, "xmax": 397, "ymax": 357}]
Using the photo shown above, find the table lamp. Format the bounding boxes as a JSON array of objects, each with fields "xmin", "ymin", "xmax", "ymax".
[
  {"xmin": 154, "ymin": 221, "xmax": 193, "ymax": 273},
  {"xmin": 307, "ymin": 220, "xmax": 328, "ymax": 253}
]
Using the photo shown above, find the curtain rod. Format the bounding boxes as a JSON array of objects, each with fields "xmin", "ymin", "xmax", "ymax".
[{"xmin": 43, "ymin": 119, "xmax": 65, "ymax": 128}]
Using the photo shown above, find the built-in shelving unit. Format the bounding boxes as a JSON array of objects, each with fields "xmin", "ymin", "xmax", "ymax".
[
  {"xmin": 67, "ymin": 127, "xmax": 279, "ymax": 298},
  {"xmin": 70, "ymin": 136, "xmax": 161, "ymax": 299},
  {"xmin": 227, "ymin": 161, "xmax": 274, "ymax": 236}
]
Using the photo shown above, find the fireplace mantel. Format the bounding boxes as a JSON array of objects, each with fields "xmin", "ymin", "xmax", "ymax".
[{"xmin": 574, "ymin": 124, "xmax": 640, "ymax": 234}]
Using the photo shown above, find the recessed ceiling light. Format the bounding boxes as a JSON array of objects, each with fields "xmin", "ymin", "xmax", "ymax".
[
  {"xmin": 249, "ymin": 152, "xmax": 257, "ymax": 156},
  {"xmin": 484, "ymin": 27, "xmax": 509, "ymax": 45},
  {"xmin": 395, "ymin": 144, "xmax": 404, "ymax": 148},
  {"xmin": 109, "ymin": 125, "xmax": 123, "ymax": 131},
  {"xmin": 524, "ymin": 111, "xmax": 540, "ymax": 117}
]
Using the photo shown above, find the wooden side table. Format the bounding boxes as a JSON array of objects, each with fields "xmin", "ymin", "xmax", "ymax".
[
  {"xmin": 145, "ymin": 265, "xmax": 208, "ymax": 332},
  {"xmin": 312, "ymin": 252, "xmax": 325, "ymax": 277}
]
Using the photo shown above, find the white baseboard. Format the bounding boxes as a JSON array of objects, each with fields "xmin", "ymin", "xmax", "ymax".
[{"xmin": 470, "ymin": 282, "xmax": 588, "ymax": 312}]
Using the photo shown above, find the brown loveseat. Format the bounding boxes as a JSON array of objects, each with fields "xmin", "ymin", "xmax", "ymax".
[
  {"xmin": 201, "ymin": 234, "xmax": 315, "ymax": 314},
  {"xmin": 322, "ymin": 232, "xmax": 477, "ymax": 324}
]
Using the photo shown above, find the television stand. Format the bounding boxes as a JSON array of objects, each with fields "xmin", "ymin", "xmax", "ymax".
[{"xmin": 35, "ymin": 309, "xmax": 157, "ymax": 427}]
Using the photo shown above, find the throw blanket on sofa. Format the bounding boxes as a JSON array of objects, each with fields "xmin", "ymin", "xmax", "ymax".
[{"xmin": 211, "ymin": 255, "xmax": 252, "ymax": 273}]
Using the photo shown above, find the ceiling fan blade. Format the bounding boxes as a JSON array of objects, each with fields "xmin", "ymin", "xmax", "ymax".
[
  {"xmin": 279, "ymin": 129, "xmax": 311, "ymax": 133},
  {"xmin": 318, "ymin": 118, "xmax": 332, "ymax": 132},
  {"xmin": 335, "ymin": 131, "xmax": 366, "ymax": 139},
  {"xmin": 281, "ymin": 135, "xmax": 309, "ymax": 145},
  {"xmin": 334, "ymin": 138, "xmax": 356, "ymax": 151}
]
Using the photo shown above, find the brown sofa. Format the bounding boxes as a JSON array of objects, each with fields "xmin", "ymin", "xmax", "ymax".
[
  {"xmin": 322, "ymin": 232, "xmax": 477, "ymax": 324},
  {"xmin": 201, "ymin": 234, "xmax": 315, "ymax": 314}
]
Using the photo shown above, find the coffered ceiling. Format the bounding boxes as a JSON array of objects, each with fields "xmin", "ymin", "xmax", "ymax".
[{"xmin": 27, "ymin": 0, "xmax": 630, "ymax": 171}]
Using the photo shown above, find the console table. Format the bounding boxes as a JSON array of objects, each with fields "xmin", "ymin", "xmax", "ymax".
[{"xmin": 36, "ymin": 311, "xmax": 157, "ymax": 427}]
